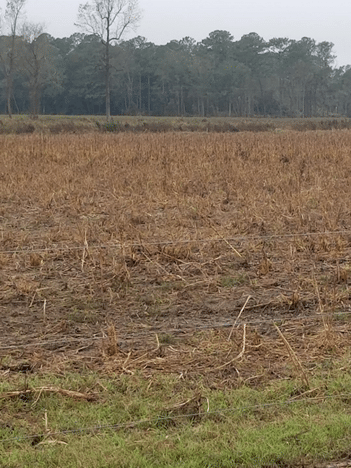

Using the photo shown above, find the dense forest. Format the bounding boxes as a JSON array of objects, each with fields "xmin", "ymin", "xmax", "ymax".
[{"xmin": 1, "ymin": 29, "xmax": 351, "ymax": 117}]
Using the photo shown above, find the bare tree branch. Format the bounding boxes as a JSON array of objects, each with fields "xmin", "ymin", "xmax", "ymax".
[
  {"xmin": 75, "ymin": 0, "xmax": 141, "ymax": 120},
  {"xmin": 1, "ymin": 0, "xmax": 26, "ymax": 117}
]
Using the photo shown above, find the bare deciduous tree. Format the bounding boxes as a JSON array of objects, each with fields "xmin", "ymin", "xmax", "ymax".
[
  {"xmin": 19, "ymin": 23, "xmax": 63, "ymax": 119},
  {"xmin": 0, "ymin": 0, "xmax": 26, "ymax": 117},
  {"xmin": 76, "ymin": 0, "xmax": 141, "ymax": 120}
]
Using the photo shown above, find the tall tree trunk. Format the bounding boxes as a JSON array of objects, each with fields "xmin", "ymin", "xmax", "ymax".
[
  {"xmin": 105, "ymin": 37, "xmax": 111, "ymax": 121},
  {"xmin": 6, "ymin": 75, "xmax": 13, "ymax": 118},
  {"xmin": 6, "ymin": 33, "xmax": 16, "ymax": 119},
  {"xmin": 279, "ymin": 77, "xmax": 283, "ymax": 117},
  {"xmin": 139, "ymin": 73, "xmax": 142, "ymax": 111},
  {"xmin": 147, "ymin": 75, "xmax": 150, "ymax": 114},
  {"xmin": 177, "ymin": 88, "xmax": 180, "ymax": 115}
]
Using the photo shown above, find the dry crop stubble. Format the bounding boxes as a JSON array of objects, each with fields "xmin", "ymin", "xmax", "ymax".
[{"xmin": 1, "ymin": 131, "xmax": 351, "ymax": 379}]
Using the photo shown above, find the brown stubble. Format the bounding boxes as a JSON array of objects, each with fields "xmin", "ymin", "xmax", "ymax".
[
  {"xmin": 1, "ymin": 130, "xmax": 351, "ymax": 377},
  {"xmin": 1, "ymin": 131, "xmax": 350, "ymax": 238}
]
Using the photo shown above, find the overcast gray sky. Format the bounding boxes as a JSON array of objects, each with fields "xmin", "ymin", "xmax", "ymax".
[{"xmin": 21, "ymin": 0, "xmax": 351, "ymax": 67}]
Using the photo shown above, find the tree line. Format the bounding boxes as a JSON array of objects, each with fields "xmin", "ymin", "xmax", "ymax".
[{"xmin": 1, "ymin": 1, "xmax": 351, "ymax": 119}]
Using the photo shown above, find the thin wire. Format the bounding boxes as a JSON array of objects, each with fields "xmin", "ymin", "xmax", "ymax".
[
  {"xmin": 0, "ymin": 335, "xmax": 102, "ymax": 351},
  {"xmin": 0, "ymin": 308, "xmax": 350, "ymax": 351},
  {"xmin": 180, "ymin": 308, "xmax": 351, "ymax": 331},
  {"xmin": 0, "ymin": 229, "xmax": 351, "ymax": 255},
  {"xmin": 0, "ymin": 392, "xmax": 349, "ymax": 444}
]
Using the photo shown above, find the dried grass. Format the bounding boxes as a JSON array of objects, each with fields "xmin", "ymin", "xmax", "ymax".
[
  {"xmin": 0, "ymin": 386, "xmax": 97, "ymax": 402},
  {"xmin": 1, "ymin": 130, "xmax": 351, "ymax": 382}
]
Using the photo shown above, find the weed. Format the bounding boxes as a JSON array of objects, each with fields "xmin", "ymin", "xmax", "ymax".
[
  {"xmin": 158, "ymin": 334, "xmax": 176, "ymax": 345},
  {"xmin": 220, "ymin": 274, "xmax": 248, "ymax": 288}
]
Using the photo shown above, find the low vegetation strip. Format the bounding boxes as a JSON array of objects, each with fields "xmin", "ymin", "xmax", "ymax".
[{"xmin": 0, "ymin": 114, "xmax": 351, "ymax": 134}]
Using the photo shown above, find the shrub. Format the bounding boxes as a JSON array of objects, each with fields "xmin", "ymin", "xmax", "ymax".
[
  {"xmin": 15, "ymin": 123, "xmax": 35, "ymax": 134},
  {"xmin": 205, "ymin": 122, "xmax": 240, "ymax": 133},
  {"xmin": 96, "ymin": 120, "xmax": 126, "ymax": 132},
  {"xmin": 49, "ymin": 122, "xmax": 78, "ymax": 134}
]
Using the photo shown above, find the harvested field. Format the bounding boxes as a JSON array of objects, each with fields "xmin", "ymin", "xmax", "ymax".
[{"xmin": 1, "ymin": 130, "xmax": 351, "ymax": 383}]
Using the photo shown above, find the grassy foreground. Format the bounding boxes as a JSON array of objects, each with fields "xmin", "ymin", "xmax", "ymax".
[{"xmin": 1, "ymin": 354, "xmax": 351, "ymax": 468}]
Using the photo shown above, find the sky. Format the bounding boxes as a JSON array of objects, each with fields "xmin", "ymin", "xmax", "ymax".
[{"xmin": 18, "ymin": 0, "xmax": 351, "ymax": 67}]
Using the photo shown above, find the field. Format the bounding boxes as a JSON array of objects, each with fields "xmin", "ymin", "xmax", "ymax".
[{"xmin": 2, "ymin": 120, "xmax": 351, "ymax": 466}]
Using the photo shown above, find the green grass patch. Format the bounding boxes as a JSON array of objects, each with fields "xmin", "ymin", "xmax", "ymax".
[
  {"xmin": 220, "ymin": 274, "xmax": 249, "ymax": 288},
  {"xmin": 1, "ymin": 355, "xmax": 351, "ymax": 467}
]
